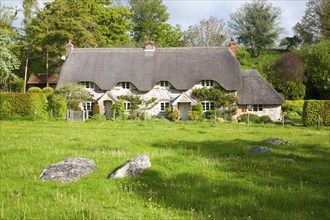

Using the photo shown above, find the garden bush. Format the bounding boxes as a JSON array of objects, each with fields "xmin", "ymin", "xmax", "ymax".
[
  {"xmin": 239, "ymin": 114, "xmax": 260, "ymax": 124},
  {"xmin": 204, "ymin": 110, "xmax": 221, "ymax": 119},
  {"xmin": 259, "ymin": 115, "xmax": 272, "ymax": 124},
  {"xmin": 27, "ymin": 87, "xmax": 42, "ymax": 93},
  {"xmin": 47, "ymin": 94, "xmax": 67, "ymax": 119},
  {"xmin": 303, "ymin": 100, "xmax": 330, "ymax": 126},
  {"xmin": 168, "ymin": 109, "xmax": 181, "ymax": 122},
  {"xmin": 188, "ymin": 103, "xmax": 203, "ymax": 121},
  {"xmin": 91, "ymin": 114, "xmax": 106, "ymax": 121},
  {"xmin": 42, "ymin": 87, "xmax": 54, "ymax": 93},
  {"xmin": 111, "ymin": 101, "xmax": 125, "ymax": 119},
  {"xmin": 282, "ymin": 100, "xmax": 304, "ymax": 115}
]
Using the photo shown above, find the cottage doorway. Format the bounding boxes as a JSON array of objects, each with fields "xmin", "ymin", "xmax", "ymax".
[
  {"xmin": 104, "ymin": 101, "xmax": 112, "ymax": 118},
  {"xmin": 178, "ymin": 102, "xmax": 191, "ymax": 120}
]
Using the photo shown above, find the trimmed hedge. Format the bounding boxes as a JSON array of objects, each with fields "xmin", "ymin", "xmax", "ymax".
[
  {"xmin": 0, "ymin": 93, "xmax": 67, "ymax": 120},
  {"xmin": 27, "ymin": 87, "xmax": 42, "ymax": 93},
  {"xmin": 302, "ymin": 100, "xmax": 330, "ymax": 126}
]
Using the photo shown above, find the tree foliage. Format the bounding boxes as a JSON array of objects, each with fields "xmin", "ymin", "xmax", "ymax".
[
  {"xmin": 294, "ymin": 0, "xmax": 330, "ymax": 44},
  {"xmin": 0, "ymin": 30, "xmax": 21, "ymax": 88},
  {"xmin": 299, "ymin": 40, "xmax": 330, "ymax": 100},
  {"xmin": 185, "ymin": 16, "xmax": 227, "ymax": 47},
  {"xmin": 0, "ymin": 3, "xmax": 19, "ymax": 38},
  {"xmin": 54, "ymin": 83, "xmax": 90, "ymax": 110},
  {"xmin": 128, "ymin": 0, "xmax": 185, "ymax": 47},
  {"xmin": 228, "ymin": 0, "xmax": 282, "ymax": 57},
  {"xmin": 27, "ymin": 0, "xmax": 133, "ymax": 73}
]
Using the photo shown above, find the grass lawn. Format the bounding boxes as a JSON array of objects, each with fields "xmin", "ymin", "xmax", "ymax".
[{"xmin": 0, "ymin": 120, "xmax": 329, "ymax": 219}]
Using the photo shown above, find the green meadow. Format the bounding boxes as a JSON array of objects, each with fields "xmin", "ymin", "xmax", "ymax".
[{"xmin": 0, "ymin": 120, "xmax": 329, "ymax": 219}]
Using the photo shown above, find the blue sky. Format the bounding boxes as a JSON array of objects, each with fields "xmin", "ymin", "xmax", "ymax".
[{"xmin": 2, "ymin": 0, "xmax": 308, "ymax": 37}]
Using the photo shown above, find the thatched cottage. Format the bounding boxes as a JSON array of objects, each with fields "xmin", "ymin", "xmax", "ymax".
[{"xmin": 57, "ymin": 39, "xmax": 284, "ymax": 121}]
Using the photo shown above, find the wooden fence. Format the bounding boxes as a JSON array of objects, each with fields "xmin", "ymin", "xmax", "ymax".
[{"xmin": 66, "ymin": 110, "xmax": 89, "ymax": 122}]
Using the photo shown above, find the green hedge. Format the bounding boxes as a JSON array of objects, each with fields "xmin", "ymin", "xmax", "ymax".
[
  {"xmin": 302, "ymin": 100, "xmax": 330, "ymax": 126},
  {"xmin": 0, "ymin": 93, "xmax": 67, "ymax": 120}
]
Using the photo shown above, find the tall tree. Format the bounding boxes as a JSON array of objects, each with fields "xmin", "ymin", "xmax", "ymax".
[
  {"xmin": 128, "ymin": 0, "xmax": 185, "ymax": 47},
  {"xmin": 27, "ymin": 0, "xmax": 133, "ymax": 73},
  {"xmin": 228, "ymin": 0, "xmax": 282, "ymax": 57},
  {"xmin": 294, "ymin": 0, "xmax": 330, "ymax": 44},
  {"xmin": 185, "ymin": 16, "xmax": 228, "ymax": 47},
  {"xmin": 0, "ymin": 30, "xmax": 21, "ymax": 89}
]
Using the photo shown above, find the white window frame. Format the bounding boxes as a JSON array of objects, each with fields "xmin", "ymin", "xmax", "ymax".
[
  {"xmin": 124, "ymin": 102, "xmax": 131, "ymax": 111},
  {"xmin": 160, "ymin": 102, "xmax": 170, "ymax": 112},
  {"xmin": 159, "ymin": 81, "xmax": 170, "ymax": 89},
  {"xmin": 84, "ymin": 102, "xmax": 92, "ymax": 112},
  {"xmin": 252, "ymin": 104, "xmax": 263, "ymax": 112},
  {"xmin": 202, "ymin": 101, "xmax": 215, "ymax": 111},
  {"xmin": 82, "ymin": 82, "xmax": 95, "ymax": 89},
  {"xmin": 121, "ymin": 82, "xmax": 131, "ymax": 90},
  {"xmin": 201, "ymin": 80, "xmax": 214, "ymax": 88}
]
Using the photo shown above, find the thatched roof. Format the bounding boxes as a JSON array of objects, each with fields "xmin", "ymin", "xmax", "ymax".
[
  {"xmin": 27, "ymin": 74, "xmax": 58, "ymax": 84},
  {"xmin": 237, "ymin": 70, "xmax": 285, "ymax": 105},
  {"xmin": 58, "ymin": 47, "xmax": 241, "ymax": 91}
]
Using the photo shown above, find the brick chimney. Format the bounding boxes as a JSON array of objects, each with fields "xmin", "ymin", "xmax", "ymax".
[
  {"xmin": 229, "ymin": 37, "xmax": 236, "ymax": 56},
  {"xmin": 144, "ymin": 41, "xmax": 155, "ymax": 51},
  {"xmin": 65, "ymin": 39, "xmax": 74, "ymax": 57}
]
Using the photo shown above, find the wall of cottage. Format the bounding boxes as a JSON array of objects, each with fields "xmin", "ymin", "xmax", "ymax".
[
  {"xmin": 92, "ymin": 83, "xmax": 200, "ymax": 117},
  {"xmin": 236, "ymin": 105, "xmax": 282, "ymax": 121}
]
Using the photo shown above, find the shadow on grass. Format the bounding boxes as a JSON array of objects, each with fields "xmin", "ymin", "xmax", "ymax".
[{"xmin": 128, "ymin": 139, "xmax": 330, "ymax": 219}]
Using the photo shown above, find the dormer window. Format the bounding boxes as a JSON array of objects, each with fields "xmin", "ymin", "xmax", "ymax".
[
  {"xmin": 201, "ymin": 80, "xmax": 214, "ymax": 88},
  {"xmin": 121, "ymin": 82, "xmax": 131, "ymax": 90},
  {"xmin": 81, "ymin": 82, "xmax": 96, "ymax": 89},
  {"xmin": 159, "ymin": 81, "xmax": 170, "ymax": 89}
]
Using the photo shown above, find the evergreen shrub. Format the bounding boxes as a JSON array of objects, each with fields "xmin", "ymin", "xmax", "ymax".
[
  {"xmin": 27, "ymin": 87, "xmax": 42, "ymax": 93},
  {"xmin": 239, "ymin": 114, "xmax": 260, "ymax": 124},
  {"xmin": 42, "ymin": 87, "xmax": 54, "ymax": 93},
  {"xmin": 259, "ymin": 115, "xmax": 272, "ymax": 124},
  {"xmin": 282, "ymin": 100, "xmax": 304, "ymax": 115},
  {"xmin": 92, "ymin": 104, "xmax": 100, "ymax": 115}
]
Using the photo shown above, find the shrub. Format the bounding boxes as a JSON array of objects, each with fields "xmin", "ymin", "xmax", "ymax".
[
  {"xmin": 92, "ymin": 104, "xmax": 101, "ymax": 115},
  {"xmin": 216, "ymin": 118, "xmax": 225, "ymax": 123},
  {"xmin": 259, "ymin": 115, "xmax": 272, "ymax": 124},
  {"xmin": 42, "ymin": 87, "xmax": 54, "ymax": 93},
  {"xmin": 188, "ymin": 103, "xmax": 203, "ymax": 121},
  {"xmin": 239, "ymin": 114, "xmax": 260, "ymax": 124},
  {"xmin": 111, "ymin": 101, "xmax": 125, "ymax": 119},
  {"xmin": 168, "ymin": 109, "xmax": 181, "ymax": 122},
  {"xmin": 204, "ymin": 110, "xmax": 221, "ymax": 119},
  {"xmin": 47, "ymin": 94, "xmax": 67, "ymax": 119},
  {"xmin": 91, "ymin": 114, "xmax": 106, "ymax": 121},
  {"xmin": 27, "ymin": 87, "xmax": 42, "ymax": 93},
  {"xmin": 303, "ymin": 100, "xmax": 330, "ymax": 126},
  {"xmin": 282, "ymin": 100, "xmax": 304, "ymax": 115}
]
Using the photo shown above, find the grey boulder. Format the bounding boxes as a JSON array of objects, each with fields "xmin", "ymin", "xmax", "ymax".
[
  {"xmin": 108, "ymin": 155, "xmax": 151, "ymax": 179},
  {"xmin": 39, "ymin": 157, "xmax": 96, "ymax": 183},
  {"xmin": 248, "ymin": 146, "xmax": 272, "ymax": 153},
  {"xmin": 262, "ymin": 138, "xmax": 291, "ymax": 145}
]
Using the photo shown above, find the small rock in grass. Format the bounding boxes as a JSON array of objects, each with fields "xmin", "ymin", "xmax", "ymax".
[
  {"xmin": 248, "ymin": 146, "xmax": 272, "ymax": 153},
  {"xmin": 108, "ymin": 155, "xmax": 151, "ymax": 179},
  {"xmin": 262, "ymin": 138, "xmax": 292, "ymax": 145},
  {"xmin": 39, "ymin": 157, "xmax": 96, "ymax": 183},
  {"xmin": 281, "ymin": 158, "xmax": 295, "ymax": 163}
]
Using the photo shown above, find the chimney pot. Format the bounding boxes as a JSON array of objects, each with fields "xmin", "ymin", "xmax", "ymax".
[
  {"xmin": 229, "ymin": 37, "xmax": 236, "ymax": 57},
  {"xmin": 144, "ymin": 41, "xmax": 155, "ymax": 51},
  {"xmin": 65, "ymin": 39, "xmax": 74, "ymax": 57}
]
